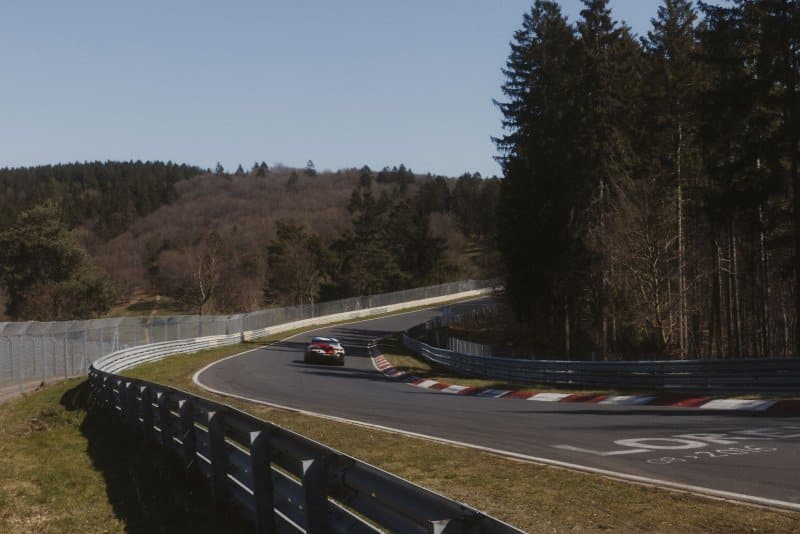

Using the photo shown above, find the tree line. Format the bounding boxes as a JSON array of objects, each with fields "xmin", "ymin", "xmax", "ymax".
[{"xmin": 495, "ymin": 0, "xmax": 799, "ymax": 359}]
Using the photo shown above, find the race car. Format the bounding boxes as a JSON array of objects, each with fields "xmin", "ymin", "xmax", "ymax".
[{"xmin": 303, "ymin": 337, "xmax": 345, "ymax": 365}]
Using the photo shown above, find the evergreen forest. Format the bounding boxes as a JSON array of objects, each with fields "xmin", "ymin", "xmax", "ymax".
[{"xmin": 495, "ymin": 0, "xmax": 800, "ymax": 359}]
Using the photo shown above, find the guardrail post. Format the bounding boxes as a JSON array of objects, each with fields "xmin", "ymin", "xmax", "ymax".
[
  {"xmin": 123, "ymin": 381, "xmax": 139, "ymax": 430},
  {"xmin": 207, "ymin": 410, "xmax": 228, "ymax": 506},
  {"xmin": 302, "ymin": 456, "xmax": 331, "ymax": 532},
  {"xmin": 15, "ymin": 336, "xmax": 23, "ymax": 395},
  {"xmin": 157, "ymin": 392, "xmax": 172, "ymax": 448},
  {"xmin": 250, "ymin": 429, "xmax": 275, "ymax": 534},
  {"xmin": 41, "ymin": 337, "xmax": 48, "ymax": 384},
  {"xmin": 100, "ymin": 375, "xmax": 112, "ymax": 410},
  {"xmin": 82, "ymin": 330, "xmax": 88, "ymax": 373},
  {"xmin": 64, "ymin": 331, "xmax": 69, "ymax": 380},
  {"xmin": 178, "ymin": 399, "xmax": 196, "ymax": 469},
  {"xmin": 7, "ymin": 337, "xmax": 15, "ymax": 392},
  {"xmin": 141, "ymin": 386, "xmax": 154, "ymax": 443},
  {"xmin": 117, "ymin": 380, "xmax": 129, "ymax": 421}
]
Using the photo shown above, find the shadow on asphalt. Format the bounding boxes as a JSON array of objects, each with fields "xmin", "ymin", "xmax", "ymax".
[
  {"xmin": 261, "ymin": 340, "xmax": 306, "ymax": 354},
  {"xmin": 296, "ymin": 368, "xmax": 396, "ymax": 383},
  {"xmin": 59, "ymin": 382, "xmax": 253, "ymax": 534}
]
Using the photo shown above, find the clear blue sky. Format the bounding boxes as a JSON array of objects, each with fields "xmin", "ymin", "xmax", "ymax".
[{"xmin": 0, "ymin": 1, "xmax": 715, "ymax": 178}]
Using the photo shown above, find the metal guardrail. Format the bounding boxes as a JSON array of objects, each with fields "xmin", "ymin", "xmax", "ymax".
[
  {"xmin": 82, "ymin": 283, "xmax": 520, "ymax": 532},
  {"xmin": 0, "ymin": 280, "xmax": 490, "ymax": 394},
  {"xmin": 89, "ymin": 358, "xmax": 519, "ymax": 532},
  {"xmin": 403, "ymin": 333, "xmax": 800, "ymax": 394}
]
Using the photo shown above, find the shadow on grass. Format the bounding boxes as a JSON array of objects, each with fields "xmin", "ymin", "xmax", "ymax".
[{"xmin": 60, "ymin": 382, "xmax": 252, "ymax": 534}]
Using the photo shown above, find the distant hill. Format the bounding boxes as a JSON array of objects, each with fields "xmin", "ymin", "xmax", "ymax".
[{"xmin": 0, "ymin": 162, "xmax": 500, "ymax": 320}]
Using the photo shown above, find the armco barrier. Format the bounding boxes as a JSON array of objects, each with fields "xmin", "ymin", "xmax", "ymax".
[
  {"xmin": 403, "ymin": 333, "xmax": 800, "ymax": 394},
  {"xmin": 89, "ymin": 370, "xmax": 521, "ymax": 533},
  {"xmin": 86, "ymin": 284, "xmax": 520, "ymax": 533}
]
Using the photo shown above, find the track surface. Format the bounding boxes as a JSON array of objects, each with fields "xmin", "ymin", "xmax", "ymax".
[{"xmin": 197, "ymin": 300, "xmax": 800, "ymax": 509}]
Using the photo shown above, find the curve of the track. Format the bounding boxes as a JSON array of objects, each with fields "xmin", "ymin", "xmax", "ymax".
[{"xmin": 197, "ymin": 299, "xmax": 800, "ymax": 510}]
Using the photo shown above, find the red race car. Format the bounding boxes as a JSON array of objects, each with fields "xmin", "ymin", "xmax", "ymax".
[{"xmin": 303, "ymin": 337, "xmax": 345, "ymax": 365}]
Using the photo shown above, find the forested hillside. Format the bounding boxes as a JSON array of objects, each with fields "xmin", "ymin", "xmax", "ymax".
[
  {"xmin": 495, "ymin": 0, "xmax": 799, "ymax": 359},
  {"xmin": 0, "ymin": 161, "xmax": 499, "ymax": 321}
]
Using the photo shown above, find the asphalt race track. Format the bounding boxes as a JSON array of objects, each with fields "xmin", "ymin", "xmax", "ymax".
[{"xmin": 196, "ymin": 299, "xmax": 800, "ymax": 511}]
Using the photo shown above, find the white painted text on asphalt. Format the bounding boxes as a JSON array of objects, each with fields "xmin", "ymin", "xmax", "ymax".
[{"xmin": 554, "ymin": 426, "xmax": 800, "ymax": 457}]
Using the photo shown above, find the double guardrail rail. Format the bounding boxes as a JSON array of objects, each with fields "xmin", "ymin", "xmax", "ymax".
[
  {"xmin": 89, "ymin": 369, "xmax": 520, "ymax": 533},
  {"xmin": 404, "ymin": 312, "xmax": 800, "ymax": 394},
  {"xmin": 84, "ymin": 282, "xmax": 520, "ymax": 533}
]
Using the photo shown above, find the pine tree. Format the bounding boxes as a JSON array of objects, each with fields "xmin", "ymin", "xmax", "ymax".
[
  {"xmin": 305, "ymin": 160, "xmax": 317, "ymax": 176},
  {"xmin": 643, "ymin": 0, "xmax": 704, "ymax": 357},
  {"xmin": 494, "ymin": 0, "xmax": 580, "ymax": 354}
]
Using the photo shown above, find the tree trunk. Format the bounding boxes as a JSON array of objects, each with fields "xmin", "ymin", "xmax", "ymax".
[
  {"xmin": 793, "ymin": 155, "xmax": 800, "ymax": 357},
  {"xmin": 564, "ymin": 299, "xmax": 571, "ymax": 359},
  {"xmin": 726, "ymin": 235, "xmax": 735, "ymax": 358},
  {"xmin": 716, "ymin": 242, "xmax": 726, "ymax": 358},
  {"xmin": 677, "ymin": 124, "xmax": 686, "ymax": 358},
  {"xmin": 782, "ymin": 295, "xmax": 790, "ymax": 358},
  {"xmin": 760, "ymin": 206, "xmax": 770, "ymax": 358},
  {"xmin": 731, "ymin": 224, "xmax": 742, "ymax": 358}
]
